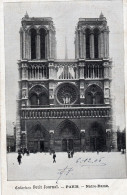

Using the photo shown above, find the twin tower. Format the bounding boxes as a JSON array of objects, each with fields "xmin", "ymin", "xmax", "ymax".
[
  {"xmin": 16, "ymin": 13, "xmax": 116, "ymax": 153},
  {"xmin": 20, "ymin": 12, "xmax": 109, "ymax": 60}
]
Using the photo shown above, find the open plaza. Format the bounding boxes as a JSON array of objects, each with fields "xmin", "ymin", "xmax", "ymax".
[{"xmin": 7, "ymin": 152, "xmax": 126, "ymax": 181}]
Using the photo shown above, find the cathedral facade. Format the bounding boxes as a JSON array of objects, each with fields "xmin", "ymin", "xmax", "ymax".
[{"xmin": 16, "ymin": 13, "xmax": 117, "ymax": 152}]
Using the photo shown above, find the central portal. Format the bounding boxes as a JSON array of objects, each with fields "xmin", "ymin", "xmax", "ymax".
[
  {"xmin": 62, "ymin": 139, "xmax": 73, "ymax": 151},
  {"xmin": 55, "ymin": 120, "xmax": 80, "ymax": 151}
]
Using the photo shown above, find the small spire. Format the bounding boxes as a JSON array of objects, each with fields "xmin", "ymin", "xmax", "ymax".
[
  {"xmin": 100, "ymin": 12, "xmax": 104, "ymax": 19},
  {"xmin": 24, "ymin": 11, "xmax": 29, "ymax": 18},
  {"xmin": 65, "ymin": 37, "xmax": 68, "ymax": 60}
]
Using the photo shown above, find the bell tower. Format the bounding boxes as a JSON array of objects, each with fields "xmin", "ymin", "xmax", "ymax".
[
  {"xmin": 19, "ymin": 12, "xmax": 56, "ymax": 60},
  {"xmin": 75, "ymin": 12, "xmax": 109, "ymax": 60},
  {"xmin": 16, "ymin": 13, "xmax": 56, "ymax": 151}
]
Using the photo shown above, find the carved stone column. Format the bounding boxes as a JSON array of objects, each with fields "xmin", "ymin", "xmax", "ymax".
[
  {"xmin": 79, "ymin": 31, "xmax": 83, "ymax": 58},
  {"xmin": 46, "ymin": 32, "xmax": 49, "ymax": 59},
  {"xmin": 90, "ymin": 32, "xmax": 94, "ymax": 58},
  {"xmin": 49, "ymin": 30, "xmax": 52, "ymax": 59},
  {"xmin": 28, "ymin": 31, "xmax": 31, "ymax": 60},
  {"xmin": 49, "ymin": 130, "xmax": 55, "ymax": 151},
  {"xmin": 103, "ymin": 62, "xmax": 111, "ymax": 104},
  {"xmin": 100, "ymin": 32, "xmax": 104, "ymax": 58},
  {"xmin": 36, "ymin": 32, "xmax": 40, "ymax": 59},
  {"xmin": 83, "ymin": 33, "xmax": 86, "ymax": 59},
  {"xmin": 80, "ymin": 130, "xmax": 86, "ymax": 151},
  {"xmin": 23, "ymin": 30, "xmax": 27, "ymax": 59},
  {"xmin": 98, "ymin": 32, "xmax": 101, "ymax": 58},
  {"xmin": 75, "ymin": 31, "xmax": 79, "ymax": 59},
  {"xmin": 104, "ymin": 30, "xmax": 109, "ymax": 58},
  {"xmin": 20, "ymin": 30, "xmax": 23, "ymax": 60},
  {"xmin": 79, "ymin": 62, "xmax": 84, "ymax": 79}
]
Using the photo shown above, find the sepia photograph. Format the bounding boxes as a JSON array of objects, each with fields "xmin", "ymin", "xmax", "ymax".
[{"xmin": 4, "ymin": 0, "xmax": 126, "ymax": 182}]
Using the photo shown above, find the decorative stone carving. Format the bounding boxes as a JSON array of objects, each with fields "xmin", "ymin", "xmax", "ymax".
[
  {"xmin": 57, "ymin": 84, "xmax": 78, "ymax": 104},
  {"xmin": 22, "ymin": 89, "xmax": 26, "ymax": 98}
]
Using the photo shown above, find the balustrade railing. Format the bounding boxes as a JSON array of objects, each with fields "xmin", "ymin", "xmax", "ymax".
[
  {"xmin": 21, "ymin": 107, "xmax": 111, "ymax": 119},
  {"xmin": 84, "ymin": 65, "xmax": 104, "ymax": 79},
  {"xmin": 28, "ymin": 65, "xmax": 49, "ymax": 79}
]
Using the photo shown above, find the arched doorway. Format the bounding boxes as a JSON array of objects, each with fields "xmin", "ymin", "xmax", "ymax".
[
  {"xmin": 89, "ymin": 122, "xmax": 106, "ymax": 151},
  {"xmin": 55, "ymin": 120, "xmax": 80, "ymax": 152},
  {"xmin": 27, "ymin": 123, "xmax": 49, "ymax": 152}
]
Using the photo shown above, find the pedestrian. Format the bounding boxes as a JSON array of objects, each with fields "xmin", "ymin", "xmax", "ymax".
[
  {"xmin": 53, "ymin": 152, "xmax": 56, "ymax": 163},
  {"xmin": 17, "ymin": 153, "xmax": 22, "ymax": 165},
  {"xmin": 68, "ymin": 151, "xmax": 71, "ymax": 158},
  {"xmin": 26, "ymin": 150, "xmax": 30, "ymax": 156},
  {"xmin": 71, "ymin": 150, "xmax": 74, "ymax": 158}
]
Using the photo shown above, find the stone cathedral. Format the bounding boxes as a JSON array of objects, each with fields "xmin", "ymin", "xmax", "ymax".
[{"xmin": 16, "ymin": 12, "xmax": 117, "ymax": 152}]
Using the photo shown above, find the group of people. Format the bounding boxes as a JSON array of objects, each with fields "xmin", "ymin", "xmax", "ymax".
[
  {"xmin": 17, "ymin": 147, "xmax": 30, "ymax": 165},
  {"xmin": 17, "ymin": 146, "xmax": 76, "ymax": 165}
]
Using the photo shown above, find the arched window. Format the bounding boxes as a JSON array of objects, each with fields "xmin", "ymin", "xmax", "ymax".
[
  {"xmin": 85, "ymin": 84, "xmax": 104, "ymax": 105},
  {"xmin": 95, "ymin": 92, "xmax": 103, "ymax": 104},
  {"xmin": 30, "ymin": 93, "xmax": 38, "ymax": 105},
  {"xmin": 40, "ymin": 28, "xmax": 46, "ymax": 59},
  {"xmin": 85, "ymin": 92, "xmax": 93, "ymax": 104},
  {"xmin": 39, "ymin": 93, "xmax": 49, "ymax": 105},
  {"xmin": 30, "ymin": 29, "xmax": 37, "ymax": 60},
  {"xmin": 94, "ymin": 28, "xmax": 99, "ymax": 58},
  {"xmin": 29, "ymin": 85, "xmax": 49, "ymax": 106},
  {"xmin": 85, "ymin": 29, "xmax": 90, "ymax": 58}
]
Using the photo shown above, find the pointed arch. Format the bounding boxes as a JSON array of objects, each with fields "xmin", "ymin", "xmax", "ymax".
[
  {"xmin": 29, "ymin": 85, "xmax": 49, "ymax": 106},
  {"xmin": 28, "ymin": 122, "xmax": 49, "ymax": 140},
  {"xmin": 85, "ymin": 84, "xmax": 104, "ymax": 105},
  {"xmin": 27, "ymin": 122, "xmax": 50, "ymax": 152},
  {"xmin": 55, "ymin": 119, "xmax": 80, "ymax": 139}
]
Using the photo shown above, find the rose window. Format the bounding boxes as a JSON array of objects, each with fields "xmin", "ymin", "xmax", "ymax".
[{"xmin": 57, "ymin": 84, "xmax": 77, "ymax": 104}]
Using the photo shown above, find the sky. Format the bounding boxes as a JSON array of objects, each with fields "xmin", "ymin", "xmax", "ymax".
[{"xmin": 4, "ymin": 0, "xmax": 125, "ymax": 134}]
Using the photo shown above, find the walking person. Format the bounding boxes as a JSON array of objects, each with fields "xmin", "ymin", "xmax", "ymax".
[
  {"xmin": 68, "ymin": 151, "xmax": 71, "ymax": 158},
  {"xmin": 17, "ymin": 153, "xmax": 22, "ymax": 165},
  {"xmin": 53, "ymin": 152, "xmax": 56, "ymax": 163},
  {"xmin": 71, "ymin": 150, "xmax": 74, "ymax": 158}
]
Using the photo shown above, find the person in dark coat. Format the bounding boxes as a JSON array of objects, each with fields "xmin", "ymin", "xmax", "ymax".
[
  {"xmin": 71, "ymin": 150, "xmax": 74, "ymax": 158},
  {"xmin": 53, "ymin": 152, "xmax": 56, "ymax": 163},
  {"xmin": 68, "ymin": 151, "xmax": 71, "ymax": 158},
  {"xmin": 17, "ymin": 153, "xmax": 22, "ymax": 165}
]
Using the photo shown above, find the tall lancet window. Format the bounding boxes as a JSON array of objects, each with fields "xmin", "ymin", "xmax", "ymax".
[
  {"xmin": 31, "ymin": 29, "xmax": 37, "ymax": 60},
  {"xmin": 94, "ymin": 28, "xmax": 99, "ymax": 58},
  {"xmin": 86, "ymin": 29, "xmax": 90, "ymax": 58},
  {"xmin": 40, "ymin": 28, "xmax": 46, "ymax": 59}
]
